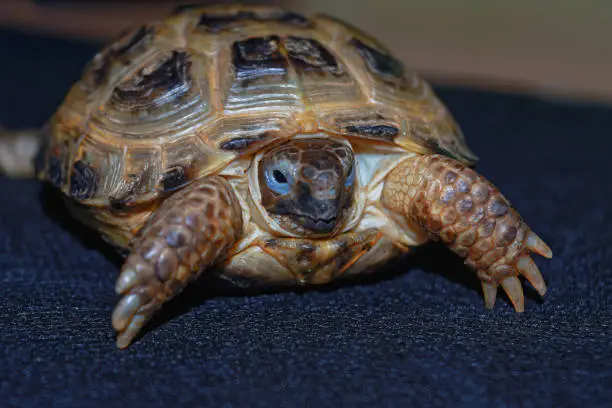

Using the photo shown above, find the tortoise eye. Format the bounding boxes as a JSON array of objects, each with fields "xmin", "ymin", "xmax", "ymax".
[
  {"xmin": 273, "ymin": 169, "xmax": 287, "ymax": 183},
  {"xmin": 265, "ymin": 166, "xmax": 293, "ymax": 194}
]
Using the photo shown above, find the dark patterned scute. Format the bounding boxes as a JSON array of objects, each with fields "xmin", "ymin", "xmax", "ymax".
[
  {"xmin": 108, "ymin": 175, "xmax": 141, "ymax": 210},
  {"xmin": 344, "ymin": 124, "xmax": 399, "ymax": 140},
  {"xmin": 232, "ymin": 36, "xmax": 287, "ymax": 79},
  {"xmin": 109, "ymin": 196, "xmax": 134, "ymax": 211},
  {"xmin": 284, "ymin": 36, "xmax": 343, "ymax": 76},
  {"xmin": 350, "ymin": 38, "xmax": 406, "ymax": 85},
  {"xmin": 88, "ymin": 25, "xmax": 154, "ymax": 87},
  {"xmin": 220, "ymin": 135, "xmax": 266, "ymax": 151},
  {"xmin": 160, "ymin": 167, "xmax": 188, "ymax": 192},
  {"xmin": 112, "ymin": 51, "xmax": 191, "ymax": 108},
  {"xmin": 197, "ymin": 9, "xmax": 311, "ymax": 32},
  {"xmin": 70, "ymin": 161, "xmax": 98, "ymax": 200}
]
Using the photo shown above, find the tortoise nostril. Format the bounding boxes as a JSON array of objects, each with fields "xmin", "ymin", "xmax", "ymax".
[{"xmin": 302, "ymin": 166, "xmax": 316, "ymax": 180}]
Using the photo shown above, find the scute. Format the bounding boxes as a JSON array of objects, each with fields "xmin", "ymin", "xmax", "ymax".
[
  {"xmin": 69, "ymin": 160, "xmax": 99, "ymax": 200},
  {"xmin": 41, "ymin": 4, "xmax": 477, "ymax": 209}
]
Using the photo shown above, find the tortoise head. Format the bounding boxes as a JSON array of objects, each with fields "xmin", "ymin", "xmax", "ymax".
[{"xmin": 258, "ymin": 138, "xmax": 357, "ymax": 237}]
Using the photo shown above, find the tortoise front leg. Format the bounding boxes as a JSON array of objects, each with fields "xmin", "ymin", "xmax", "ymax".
[
  {"xmin": 112, "ymin": 176, "xmax": 243, "ymax": 348},
  {"xmin": 382, "ymin": 155, "xmax": 552, "ymax": 311}
]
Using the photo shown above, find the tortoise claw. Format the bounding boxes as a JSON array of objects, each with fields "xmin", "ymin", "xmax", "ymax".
[
  {"xmin": 517, "ymin": 255, "xmax": 547, "ymax": 296},
  {"xmin": 115, "ymin": 266, "xmax": 142, "ymax": 295},
  {"xmin": 481, "ymin": 281, "xmax": 498, "ymax": 309},
  {"xmin": 112, "ymin": 293, "xmax": 145, "ymax": 331},
  {"xmin": 116, "ymin": 314, "xmax": 149, "ymax": 349},
  {"xmin": 500, "ymin": 276, "xmax": 525, "ymax": 312},
  {"xmin": 479, "ymin": 252, "xmax": 548, "ymax": 312},
  {"xmin": 112, "ymin": 285, "xmax": 161, "ymax": 349},
  {"xmin": 478, "ymin": 228, "xmax": 551, "ymax": 312},
  {"xmin": 526, "ymin": 231, "xmax": 553, "ymax": 259}
]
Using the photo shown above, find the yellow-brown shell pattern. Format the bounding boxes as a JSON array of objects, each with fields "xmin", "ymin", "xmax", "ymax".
[{"xmin": 38, "ymin": 4, "xmax": 477, "ymax": 208}]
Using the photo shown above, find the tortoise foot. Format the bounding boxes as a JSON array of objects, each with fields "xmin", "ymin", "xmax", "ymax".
[{"xmin": 383, "ymin": 154, "xmax": 553, "ymax": 311}]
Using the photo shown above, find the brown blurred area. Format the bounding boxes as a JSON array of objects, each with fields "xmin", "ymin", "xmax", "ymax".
[{"xmin": 1, "ymin": 0, "xmax": 611, "ymax": 103}]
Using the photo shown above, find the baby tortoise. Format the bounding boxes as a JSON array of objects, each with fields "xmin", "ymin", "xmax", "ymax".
[{"xmin": 0, "ymin": 4, "xmax": 552, "ymax": 348}]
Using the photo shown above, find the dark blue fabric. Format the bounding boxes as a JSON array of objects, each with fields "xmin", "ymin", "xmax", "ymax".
[{"xmin": 0, "ymin": 29, "xmax": 610, "ymax": 408}]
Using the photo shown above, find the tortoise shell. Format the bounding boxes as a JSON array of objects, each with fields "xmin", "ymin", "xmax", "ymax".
[{"xmin": 37, "ymin": 4, "xmax": 477, "ymax": 208}]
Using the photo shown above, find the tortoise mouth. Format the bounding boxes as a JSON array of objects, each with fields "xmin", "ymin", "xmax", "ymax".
[{"xmin": 296, "ymin": 214, "xmax": 338, "ymax": 234}]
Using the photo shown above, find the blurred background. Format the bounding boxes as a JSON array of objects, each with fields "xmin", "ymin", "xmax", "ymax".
[{"xmin": 0, "ymin": 0, "xmax": 611, "ymax": 104}]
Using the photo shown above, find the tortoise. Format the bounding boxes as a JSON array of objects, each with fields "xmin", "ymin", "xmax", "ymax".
[{"xmin": 0, "ymin": 4, "xmax": 552, "ymax": 349}]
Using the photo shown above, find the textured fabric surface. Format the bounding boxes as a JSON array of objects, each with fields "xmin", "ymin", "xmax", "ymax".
[{"xmin": 0, "ymin": 29, "xmax": 611, "ymax": 408}]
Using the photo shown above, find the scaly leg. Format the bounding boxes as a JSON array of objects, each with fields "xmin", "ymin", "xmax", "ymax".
[
  {"xmin": 0, "ymin": 127, "xmax": 41, "ymax": 178},
  {"xmin": 382, "ymin": 155, "xmax": 552, "ymax": 311},
  {"xmin": 112, "ymin": 176, "xmax": 243, "ymax": 348}
]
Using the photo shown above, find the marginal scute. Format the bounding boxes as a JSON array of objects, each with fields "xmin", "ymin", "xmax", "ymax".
[
  {"xmin": 403, "ymin": 117, "xmax": 477, "ymax": 164},
  {"xmin": 114, "ymin": 148, "xmax": 161, "ymax": 204},
  {"xmin": 160, "ymin": 166, "xmax": 189, "ymax": 192},
  {"xmin": 163, "ymin": 136, "xmax": 212, "ymax": 184},
  {"xmin": 220, "ymin": 134, "xmax": 267, "ymax": 151},
  {"xmin": 319, "ymin": 108, "xmax": 402, "ymax": 142},
  {"xmin": 344, "ymin": 124, "xmax": 399, "ymax": 139},
  {"xmin": 70, "ymin": 160, "xmax": 99, "ymax": 200},
  {"xmin": 109, "ymin": 191, "xmax": 138, "ymax": 211}
]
